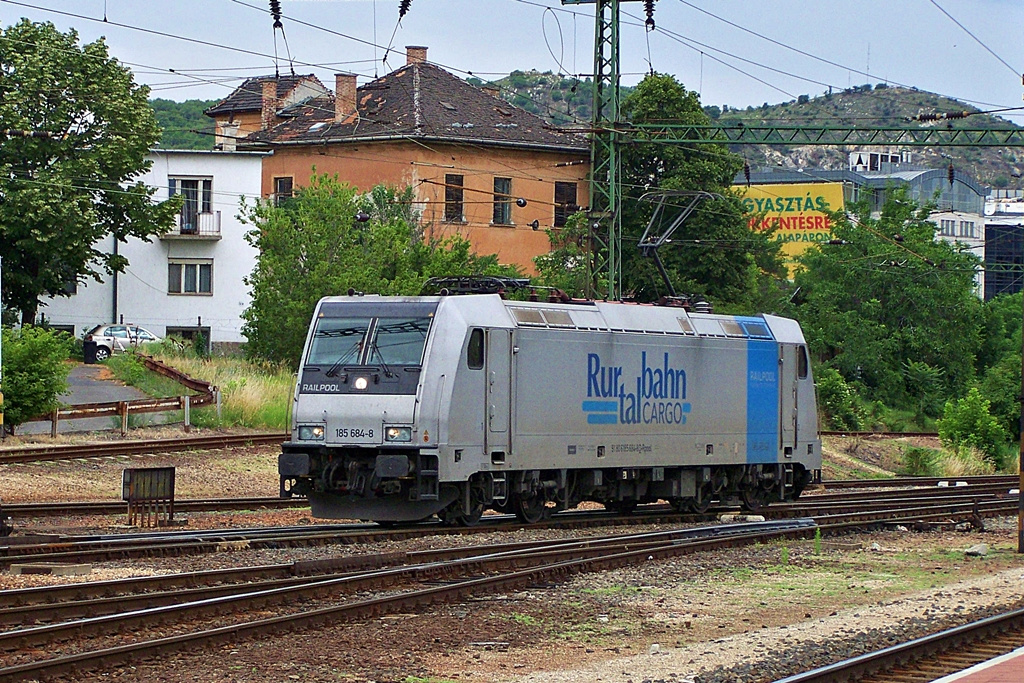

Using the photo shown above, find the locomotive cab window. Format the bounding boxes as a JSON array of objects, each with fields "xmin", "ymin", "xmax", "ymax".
[
  {"xmin": 300, "ymin": 301, "xmax": 437, "ymax": 394},
  {"xmin": 797, "ymin": 346, "xmax": 809, "ymax": 379},
  {"xmin": 467, "ymin": 329, "xmax": 484, "ymax": 369}
]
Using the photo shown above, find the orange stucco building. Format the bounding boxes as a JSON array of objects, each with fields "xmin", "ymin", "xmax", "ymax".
[{"xmin": 205, "ymin": 47, "xmax": 590, "ymax": 274}]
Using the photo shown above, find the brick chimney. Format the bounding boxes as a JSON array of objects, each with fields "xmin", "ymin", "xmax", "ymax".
[
  {"xmin": 335, "ymin": 73, "xmax": 358, "ymax": 122},
  {"xmin": 260, "ymin": 79, "xmax": 278, "ymax": 130},
  {"xmin": 406, "ymin": 46, "xmax": 428, "ymax": 65}
]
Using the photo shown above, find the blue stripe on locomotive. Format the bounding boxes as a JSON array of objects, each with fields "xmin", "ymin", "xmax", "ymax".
[{"xmin": 746, "ymin": 339, "xmax": 779, "ymax": 463}]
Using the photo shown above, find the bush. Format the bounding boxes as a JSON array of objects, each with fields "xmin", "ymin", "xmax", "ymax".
[
  {"xmin": 0, "ymin": 326, "xmax": 74, "ymax": 432},
  {"xmin": 815, "ymin": 368, "xmax": 865, "ymax": 430},
  {"xmin": 898, "ymin": 446, "xmax": 940, "ymax": 476},
  {"xmin": 937, "ymin": 387, "xmax": 1008, "ymax": 463}
]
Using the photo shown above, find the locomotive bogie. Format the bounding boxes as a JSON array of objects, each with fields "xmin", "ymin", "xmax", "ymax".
[{"xmin": 280, "ymin": 294, "xmax": 822, "ymax": 524}]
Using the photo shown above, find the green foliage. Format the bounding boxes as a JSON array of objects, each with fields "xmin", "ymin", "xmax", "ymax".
[
  {"xmin": 241, "ymin": 175, "xmax": 517, "ymax": 366},
  {"xmin": 814, "ymin": 368, "xmax": 865, "ymax": 430},
  {"xmin": 0, "ymin": 20, "xmax": 180, "ymax": 324},
  {"xmin": 898, "ymin": 446, "xmax": 940, "ymax": 476},
  {"xmin": 793, "ymin": 190, "xmax": 983, "ymax": 412},
  {"xmin": 902, "ymin": 359, "xmax": 945, "ymax": 420},
  {"xmin": 937, "ymin": 387, "xmax": 1009, "ymax": 462},
  {"xmin": 149, "ymin": 98, "xmax": 217, "ymax": 150},
  {"xmin": 532, "ymin": 212, "xmax": 602, "ymax": 297},
  {"xmin": 0, "ymin": 326, "xmax": 73, "ymax": 431},
  {"xmin": 617, "ymin": 73, "xmax": 787, "ymax": 309}
]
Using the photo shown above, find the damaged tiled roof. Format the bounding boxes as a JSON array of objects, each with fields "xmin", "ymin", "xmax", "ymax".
[
  {"xmin": 205, "ymin": 74, "xmax": 323, "ymax": 116},
  {"xmin": 243, "ymin": 62, "xmax": 587, "ymax": 152}
]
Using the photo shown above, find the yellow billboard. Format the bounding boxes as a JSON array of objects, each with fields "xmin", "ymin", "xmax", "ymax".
[{"xmin": 738, "ymin": 182, "xmax": 845, "ymax": 266}]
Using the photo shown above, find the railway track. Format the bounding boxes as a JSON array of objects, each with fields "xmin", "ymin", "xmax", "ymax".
[
  {"xmin": 4, "ymin": 473, "xmax": 1014, "ymax": 520},
  {"xmin": 0, "ymin": 481, "xmax": 1016, "ymax": 567},
  {"xmin": 2, "ymin": 490, "xmax": 1019, "ymax": 682},
  {"xmin": 0, "ymin": 519, "xmax": 819, "ymax": 681},
  {"xmin": 3, "ymin": 497, "xmax": 300, "ymax": 518},
  {"xmin": 0, "ymin": 430, "xmax": 932, "ymax": 466},
  {"xmin": 0, "ymin": 432, "xmax": 286, "ymax": 464},
  {"xmin": 776, "ymin": 606, "xmax": 1024, "ymax": 682},
  {"xmin": 0, "ymin": 485, "xmax": 1019, "ymax": 681}
]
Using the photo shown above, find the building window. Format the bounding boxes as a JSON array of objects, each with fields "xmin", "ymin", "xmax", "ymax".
[
  {"xmin": 493, "ymin": 177, "xmax": 512, "ymax": 225},
  {"xmin": 168, "ymin": 259, "xmax": 213, "ymax": 295},
  {"xmin": 273, "ymin": 176, "xmax": 293, "ymax": 206},
  {"xmin": 960, "ymin": 220, "xmax": 975, "ymax": 238},
  {"xmin": 169, "ymin": 177, "xmax": 213, "ymax": 234},
  {"xmin": 554, "ymin": 181, "xmax": 578, "ymax": 227},
  {"xmin": 939, "ymin": 219, "xmax": 956, "ymax": 236},
  {"xmin": 445, "ymin": 174, "xmax": 464, "ymax": 222}
]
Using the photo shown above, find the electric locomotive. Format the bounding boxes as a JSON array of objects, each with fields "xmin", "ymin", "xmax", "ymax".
[{"xmin": 279, "ymin": 283, "xmax": 821, "ymax": 524}]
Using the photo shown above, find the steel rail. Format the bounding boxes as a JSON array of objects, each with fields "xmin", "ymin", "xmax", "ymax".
[
  {"xmin": 1, "ymin": 497, "xmax": 1018, "ymax": 681},
  {"xmin": 0, "ymin": 520, "xmax": 819, "ymax": 681},
  {"xmin": 4, "ymin": 497, "xmax": 301, "ymax": 518},
  {"xmin": 773, "ymin": 606, "xmax": 1024, "ymax": 683},
  {"xmin": 824, "ymin": 474, "xmax": 1017, "ymax": 489},
  {"xmin": 819, "ymin": 430, "xmax": 939, "ymax": 438},
  {"xmin": 0, "ymin": 432, "xmax": 286, "ymax": 464},
  {"xmin": 0, "ymin": 520, "xmax": 811, "ymax": 628},
  {"xmin": 1, "ymin": 487, "xmax": 1016, "ymax": 567}
]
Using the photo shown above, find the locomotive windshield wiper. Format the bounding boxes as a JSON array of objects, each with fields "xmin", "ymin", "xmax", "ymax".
[
  {"xmin": 325, "ymin": 341, "xmax": 362, "ymax": 377},
  {"xmin": 369, "ymin": 340, "xmax": 394, "ymax": 378}
]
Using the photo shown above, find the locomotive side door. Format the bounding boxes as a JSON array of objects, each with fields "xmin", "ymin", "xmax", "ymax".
[
  {"xmin": 779, "ymin": 343, "xmax": 798, "ymax": 452},
  {"xmin": 484, "ymin": 328, "xmax": 512, "ymax": 457}
]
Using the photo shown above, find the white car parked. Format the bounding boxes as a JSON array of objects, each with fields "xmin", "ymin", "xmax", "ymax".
[{"xmin": 83, "ymin": 324, "xmax": 162, "ymax": 361}]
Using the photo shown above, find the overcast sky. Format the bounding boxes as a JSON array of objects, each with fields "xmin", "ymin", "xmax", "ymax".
[{"xmin": 3, "ymin": 0, "xmax": 1023, "ymax": 124}]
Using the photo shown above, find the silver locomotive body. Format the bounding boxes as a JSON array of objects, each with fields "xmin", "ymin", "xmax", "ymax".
[{"xmin": 279, "ymin": 294, "xmax": 822, "ymax": 524}]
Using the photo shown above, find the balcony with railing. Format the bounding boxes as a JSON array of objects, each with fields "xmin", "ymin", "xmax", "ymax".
[{"xmin": 161, "ymin": 211, "xmax": 222, "ymax": 240}]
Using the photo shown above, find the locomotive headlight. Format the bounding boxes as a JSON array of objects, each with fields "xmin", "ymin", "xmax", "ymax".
[
  {"xmin": 298, "ymin": 424, "xmax": 325, "ymax": 441},
  {"xmin": 385, "ymin": 426, "xmax": 413, "ymax": 442},
  {"xmin": 354, "ymin": 376, "xmax": 369, "ymax": 390}
]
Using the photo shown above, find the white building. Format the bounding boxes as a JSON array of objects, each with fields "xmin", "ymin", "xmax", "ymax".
[{"xmin": 38, "ymin": 150, "xmax": 268, "ymax": 348}]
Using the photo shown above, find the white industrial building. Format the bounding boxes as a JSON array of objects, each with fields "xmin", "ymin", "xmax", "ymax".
[{"xmin": 38, "ymin": 150, "xmax": 267, "ymax": 348}]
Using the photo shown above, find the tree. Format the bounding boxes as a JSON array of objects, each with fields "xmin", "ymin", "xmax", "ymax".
[
  {"xmin": 149, "ymin": 98, "xmax": 217, "ymax": 150},
  {"xmin": 617, "ymin": 73, "xmax": 787, "ymax": 310},
  {"xmin": 240, "ymin": 175, "xmax": 518, "ymax": 365},
  {"xmin": 0, "ymin": 20, "xmax": 179, "ymax": 324},
  {"xmin": 0, "ymin": 326, "xmax": 73, "ymax": 433},
  {"xmin": 793, "ymin": 189, "xmax": 983, "ymax": 411}
]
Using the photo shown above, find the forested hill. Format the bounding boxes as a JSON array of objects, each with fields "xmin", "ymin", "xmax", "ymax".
[
  {"xmin": 150, "ymin": 98, "xmax": 217, "ymax": 150},
  {"xmin": 151, "ymin": 79, "xmax": 1024, "ymax": 190}
]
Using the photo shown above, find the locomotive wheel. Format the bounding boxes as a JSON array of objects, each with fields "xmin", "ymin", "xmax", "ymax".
[
  {"xmin": 691, "ymin": 483, "xmax": 713, "ymax": 513},
  {"xmin": 740, "ymin": 487, "xmax": 768, "ymax": 512},
  {"xmin": 438, "ymin": 497, "xmax": 484, "ymax": 526},
  {"xmin": 513, "ymin": 494, "xmax": 550, "ymax": 524}
]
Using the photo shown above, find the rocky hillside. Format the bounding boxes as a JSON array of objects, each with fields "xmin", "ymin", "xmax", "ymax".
[{"xmin": 490, "ymin": 72, "xmax": 1023, "ymax": 190}]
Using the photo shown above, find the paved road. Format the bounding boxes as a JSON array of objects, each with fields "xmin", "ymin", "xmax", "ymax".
[{"xmin": 15, "ymin": 363, "xmax": 160, "ymax": 436}]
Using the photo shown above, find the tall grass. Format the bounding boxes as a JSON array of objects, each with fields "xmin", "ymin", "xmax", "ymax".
[
  {"xmin": 157, "ymin": 354, "xmax": 294, "ymax": 430},
  {"xmin": 108, "ymin": 349, "xmax": 294, "ymax": 431}
]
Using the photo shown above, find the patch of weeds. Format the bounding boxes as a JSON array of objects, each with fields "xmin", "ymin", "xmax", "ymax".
[
  {"xmin": 404, "ymin": 677, "xmax": 459, "ymax": 683},
  {"xmin": 510, "ymin": 612, "xmax": 538, "ymax": 626}
]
